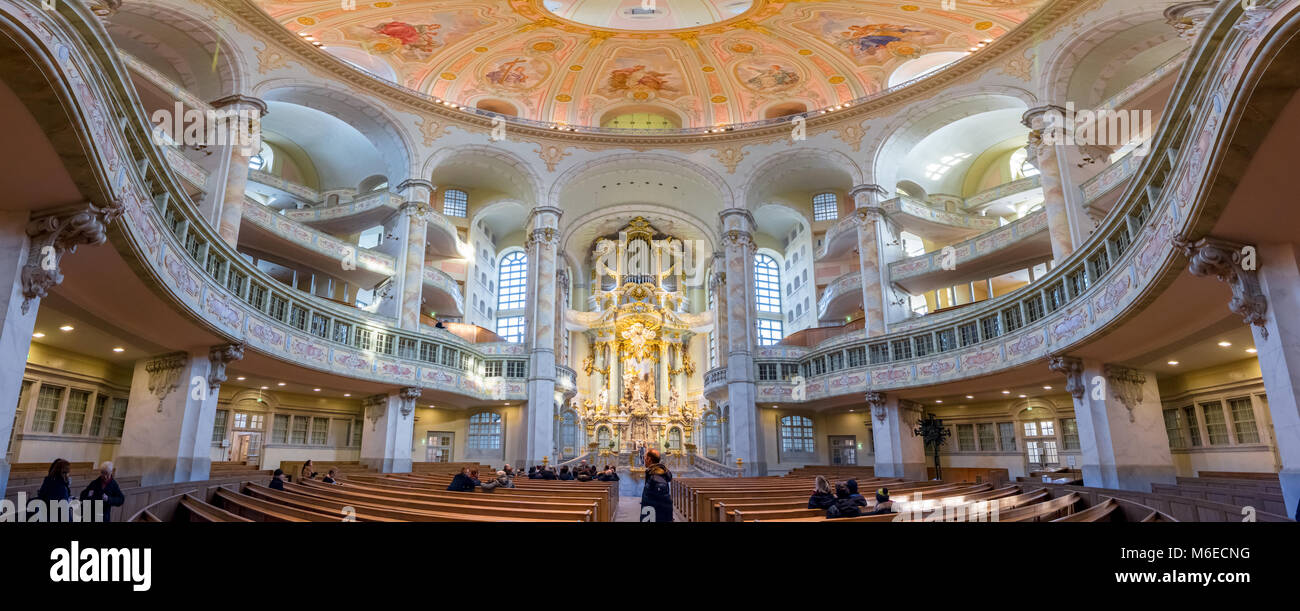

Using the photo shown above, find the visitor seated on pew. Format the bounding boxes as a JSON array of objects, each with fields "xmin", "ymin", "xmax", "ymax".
[
  {"xmin": 321, "ymin": 468, "xmax": 341, "ymax": 484},
  {"xmin": 37, "ymin": 458, "xmax": 72, "ymax": 504},
  {"xmin": 269, "ymin": 469, "xmax": 287, "ymax": 491},
  {"xmin": 868, "ymin": 488, "xmax": 896, "ymax": 515},
  {"xmin": 576, "ymin": 468, "xmax": 592, "ymax": 482},
  {"xmin": 528, "ymin": 466, "xmax": 540, "ymax": 479},
  {"xmin": 641, "ymin": 449, "xmax": 673, "ymax": 522},
  {"xmin": 807, "ymin": 476, "xmax": 835, "ymax": 510},
  {"xmin": 558, "ymin": 466, "xmax": 574, "ymax": 480},
  {"xmin": 541, "ymin": 466, "xmax": 558, "ymax": 480},
  {"xmin": 447, "ymin": 467, "xmax": 481, "ymax": 492},
  {"xmin": 300, "ymin": 460, "xmax": 317, "ymax": 481},
  {"xmin": 78, "ymin": 461, "xmax": 125, "ymax": 522},
  {"xmin": 503, "ymin": 463, "xmax": 515, "ymax": 478},
  {"xmin": 598, "ymin": 466, "xmax": 620, "ymax": 482},
  {"xmin": 482, "ymin": 470, "xmax": 514, "ymax": 491},
  {"xmin": 845, "ymin": 479, "xmax": 867, "ymax": 507},
  {"xmin": 826, "ymin": 483, "xmax": 863, "ymax": 519}
]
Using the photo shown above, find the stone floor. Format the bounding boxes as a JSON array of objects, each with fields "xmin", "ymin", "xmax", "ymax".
[{"xmin": 612, "ymin": 466, "xmax": 697, "ymax": 522}]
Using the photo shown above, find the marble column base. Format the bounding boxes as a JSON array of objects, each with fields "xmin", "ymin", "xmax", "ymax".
[{"xmin": 361, "ymin": 456, "xmax": 412, "ymax": 474}]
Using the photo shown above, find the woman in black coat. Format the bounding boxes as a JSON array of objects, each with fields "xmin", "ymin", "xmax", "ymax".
[
  {"xmin": 807, "ymin": 476, "xmax": 835, "ymax": 509},
  {"xmin": 37, "ymin": 458, "xmax": 72, "ymax": 503},
  {"xmin": 79, "ymin": 462, "xmax": 126, "ymax": 522}
]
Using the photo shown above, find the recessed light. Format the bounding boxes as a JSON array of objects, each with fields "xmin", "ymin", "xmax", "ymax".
[
  {"xmin": 59, "ymin": 325, "xmax": 74, "ymax": 332},
  {"xmin": 1167, "ymin": 360, "xmax": 1180, "ymax": 366},
  {"xmin": 343, "ymin": 393, "xmax": 351, "ymax": 397},
  {"xmin": 1217, "ymin": 341, "xmax": 1232, "ymax": 347},
  {"xmin": 32, "ymin": 332, "xmax": 44, "ymax": 338},
  {"xmin": 1001, "ymin": 390, "xmax": 1011, "ymax": 394},
  {"xmin": 277, "ymin": 382, "xmax": 286, "ymax": 387},
  {"xmin": 935, "ymin": 399, "xmax": 943, "ymax": 403},
  {"xmin": 236, "ymin": 376, "xmax": 245, "ymax": 381},
  {"xmin": 1018, "ymin": 394, "xmax": 1027, "ymax": 398},
  {"xmin": 112, "ymin": 347, "xmax": 124, "ymax": 353},
  {"xmin": 260, "ymin": 386, "xmax": 269, "ymax": 390},
  {"xmin": 848, "ymin": 409, "xmax": 854, "ymax": 412},
  {"xmin": 1042, "ymin": 385, "xmax": 1052, "ymax": 390},
  {"xmin": 965, "ymin": 395, "xmax": 974, "ymax": 399},
  {"xmin": 313, "ymin": 388, "xmax": 321, "ymax": 392},
  {"xmin": 1246, "ymin": 348, "xmax": 1257, "ymax": 354}
]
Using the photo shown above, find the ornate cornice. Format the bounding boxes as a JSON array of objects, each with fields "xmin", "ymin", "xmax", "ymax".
[
  {"xmin": 720, "ymin": 229, "xmax": 754, "ymax": 252},
  {"xmin": 207, "ymin": 342, "xmax": 246, "ymax": 391},
  {"xmin": 398, "ymin": 386, "xmax": 422, "ymax": 418},
  {"xmin": 1172, "ymin": 235, "xmax": 1268, "ymax": 337},
  {"xmin": 865, "ymin": 391, "xmax": 887, "ymax": 423},
  {"xmin": 526, "ymin": 227, "xmax": 560, "ymax": 250},
  {"xmin": 23, "ymin": 200, "xmax": 124, "ymax": 314},
  {"xmin": 1104, "ymin": 365, "xmax": 1146, "ymax": 423},
  {"xmin": 209, "ymin": 94, "xmax": 268, "ymax": 117},
  {"xmin": 363, "ymin": 394, "xmax": 388, "ymax": 430},
  {"xmin": 1047, "ymin": 355, "xmax": 1086, "ymax": 399},
  {"xmin": 145, "ymin": 352, "xmax": 188, "ymax": 413}
]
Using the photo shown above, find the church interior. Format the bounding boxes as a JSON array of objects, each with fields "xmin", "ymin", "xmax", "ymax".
[{"xmin": 2, "ymin": 0, "xmax": 1300, "ymax": 533}]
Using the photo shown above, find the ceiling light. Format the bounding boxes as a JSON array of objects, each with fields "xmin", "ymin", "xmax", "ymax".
[
  {"xmin": 1042, "ymin": 385, "xmax": 1052, "ymax": 390},
  {"xmin": 260, "ymin": 386, "xmax": 269, "ymax": 390},
  {"xmin": 965, "ymin": 395, "xmax": 974, "ymax": 399},
  {"xmin": 1218, "ymin": 341, "xmax": 1232, "ymax": 347},
  {"xmin": 112, "ymin": 347, "xmax": 124, "ymax": 353},
  {"xmin": 32, "ymin": 332, "xmax": 44, "ymax": 338},
  {"xmin": 277, "ymin": 382, "xmax": 286, "ymax": 387},
  {"xmin": 298, "ymin": 31, "xmax": 310, "ymax": 37},
  {"xmin": 1246, "ymin": 348, "xmax": 1257, "ymax": 354},
  {"xmin": 1167, "ymin": 360, "xmax": 1179, "ymax": 366},
  {"xmin": 343, "ymin": 393, "xmax": 351, "ymax": 397},
  {"xmin": 1018, "ymin": 394, "xmax": 1027, "ymax": 398},
  {"xmin": 59, "ymin": 325, "xmax": 74, "ymax": 331},
  {"xmin": 313, "ymin": 388, "xmax": 321, "ymax": 392},
  {"xmin": 1001, "ymin": 390, "xmax": 1011, "ymax": 394},
  {"xmin": 935, "ymin": 399, "xmax": 943, "ymax": 403}
]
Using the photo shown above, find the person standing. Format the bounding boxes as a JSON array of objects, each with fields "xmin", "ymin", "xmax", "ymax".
[
  {"xmin": 37, "ymin": 459, "xmax": 72, "ymax": 503},
  {"xmin": 639, "ymin": 449, "xmax": 672, "ymax": 522},
  {"xmin": 79, "ymin": 461, "xmax": 126, "ymax": 522}
]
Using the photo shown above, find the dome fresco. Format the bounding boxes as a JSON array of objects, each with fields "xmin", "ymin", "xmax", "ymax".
[{"xmin": 255, "ymin": 0, "xmax": 1048, "ymax": 128}]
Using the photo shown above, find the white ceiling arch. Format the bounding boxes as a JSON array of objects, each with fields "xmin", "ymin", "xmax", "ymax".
[
  {"xmin": 108, "ymin": 2, "xmax": 246, "ymax": 100},
  {"xmin": 558, "ymin": 203, "xmax": 718, "ymax": 280},
  {"xmin": 423, "ymin": 144, "xmax": 542, "ymax": 206},
  {"xmin": 1038, "ymin": 2, "xmax": 1182, "ymax": 105},
  {"xmin": 548, "ymin": 152, "xmax": 736, "ymax": 221},
  {"xmin": 740, "ymin": 147, "xmax": 862, "ymax": 210}
]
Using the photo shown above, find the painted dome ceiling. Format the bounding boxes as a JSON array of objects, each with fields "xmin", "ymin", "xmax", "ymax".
[{"xmin": 256, "ymin": 0, "xmax": 1049, "ymax": 128}]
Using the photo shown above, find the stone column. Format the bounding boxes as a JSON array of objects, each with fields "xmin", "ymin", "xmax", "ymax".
[
  {"xmin": 0, "ymin": 204, "xmax": 123, "ymax": 496},
  {"xmin": 116, "ymin": 344, "xmax": 244, "ymax": 486},
  {"xmin": 867, "ymin": 392, "xmax": 926, "ymax": 481},
  {"xmin": 850, "ymin": 184, "xmax": 888, "ymax": 335},
  {"xmin": 1023, "ymin": 105, "xmax": 1075, "ymax": 262},
  {"xmin": 720, "ymin": 209, "xmax": 764, "ymax": 474},
  {"xmin": 1176, "ymin": 237, "xmax": 1298, "ymax": 518},
  {"xmin": 359, "ymin": 387, "xmax": 420, "ymax": 473},
  {"xmin": 524, "ymin": 206, "xmax": 562, "ymax": 465},
  {"xmin": 396, "ymin": 180, "xmax": 435, "ymax": 330},
  {"xmin": 709, "ymin": 251, "xmax": 729, "ymax": 369},
  {"xmin": 1049, "ymin": 356, "xmax": 1175, "ymax": 490},
  {"xmin": 211, "ymin": 95, "xmax": 268, "ymax": 248}
]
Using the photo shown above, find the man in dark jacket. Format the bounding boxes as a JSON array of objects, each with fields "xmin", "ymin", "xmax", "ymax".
[
  {"xmin": 79, "ymin": 462, "xmax": 126, "ymax": 522},
  {"xmin": 269, "ymin": 469, "xmax": 287, "ymax": 490},
  {"xmin": 640, "ymin": 449, "xmax": 673, "ymax": 522},
  {"xmin": 826, "ymin": 483, "xmax": 862, "ymax": 519},
  {"xmin": 527, "ymin": 466, "xmax": 540, "ymax": 479},
  {"xmin": 845, "ymin": 479, "xmax": 868, "ymax": 507},
  {"xmin": 447, "ymin": 468, "xmax": 480, "ymax": 492},
  {"xmin": 558, "ymin": 466, "xmax": 574, "ymax": 480},
  {"xmin": 541, "ymin": 466, "xmax": 558, "ymax": 480}
]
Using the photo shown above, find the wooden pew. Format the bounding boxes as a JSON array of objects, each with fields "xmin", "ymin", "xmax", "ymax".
[
  {"xmin": 281, "ymin": 481, "xmax": 595, "ymax": 522},
  {"xmin": 178, "ymin": 494, "xmax": 252, "ymax": 522},
  {"xmin": 724, "ymin": 483, "xmax": 993, "ymax": 522},
  {"xmin": 1051, "ymin": 498, "xmax": 1118, "ymax": 522},
  {"xmin": 313, "ymin": 478, "xmax": 612, "ymax": 522}
]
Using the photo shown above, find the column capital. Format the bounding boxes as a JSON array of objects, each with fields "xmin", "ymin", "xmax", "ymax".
[
  {"xmin": 718, "ymin": 207, "xmax": 755, "ymax": 232},
  {"xmin": 849, "ymin": 183, "xmax": 887, "ymax": 199},
  {"xmin": 210, "ymin": 95, "xmax": 269, "ymax": 117},
  {"xmin": 363, "ymin": 394, "xmax": 388, "ymax": 430},
  {"xmin": 398, "ymin": 387, "xmax": 422, "ymax": 418},
  {"xmin": 526, "ymin": 227, "xmax": 560, "ymax": 250},
  {"xmin": 207, "ymin": 342, "xmax": 246, "ymax": 391},
  {"xmin": 1104, "ymin": 365, "xmax": 1146, "ymax": 423},
  {"xmin": 396, "ymin": 179, "xmax": 436, "ymax": 206},
  {"xmin": 1047, "ymin": 355, "xmax": 1086, "ymax": 399},
  {"xmin": 23, "ymin": 200, "xmax": 125, "ymax": 314},
  {"xmin": 1021, "ymin": 105, "xmax": 1068, "ymax": 130},
  {"xmin": 528, "ymin": 206, "xmax": 563, "ymax": 227},
  {"xmin": 865, "ymin": 391, "xmax": 887, "ymax": 422},
  {"xmin": 399, "ymin": 201, "xmax": 432, "ymax": 219},
  {"xmin": 145, "ymin": 352, "xmax": 189, "ymax": 413},
  {"xmin": 1173, "ymin": 234, "xmax": 1269, "ymax": 337},
  {"xmin": 1164, "ymin": 1, "xmax": 1219, "ymax": 42}
]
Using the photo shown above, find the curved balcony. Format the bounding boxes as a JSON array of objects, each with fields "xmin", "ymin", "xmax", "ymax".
[
  {"xmin": 749, "ymin": 1, "xmax": 1262, "ymax": 403},
  {"xmin": 422, "ymin": 266, "xmax": 465, "ymax": 318},
  {"xmin": 1081, "ymin": 149, "xmax": 1143, "ymax": 213},
  {"xmin": 248, "ymin": 169, "xmax": 323, "ymax": 206},
  {"xmin": 703, "ymin": 367, "xmax": 728, "ymax": 401},
  {"xmin": 24, "ymin": 5, "xmax": 530, "ymax": 402},
  {"xmin": 816, "ymin": 215, "xmax": 859, "ymax": 261},
  {"xmin": 556, "ymin": 366, "xmax": 577, "ymax": 398},
  {"xmin": 241, "ymin": 199, "xmax": 394, "ymax": 288},
  {"xmin": 889, "ymin": 209, "xmax": 1050, "ymax": 295},
  {"xmin": 878, "ymin": 196, "xmax": 1002, "ymax": 244},
  {"xmin": 962, "ymin": 175, "xmax": 1043, "ymax": 214},
  {"xmin": 282, "ymin": 189, "xmax": 402, "ymax": 234},
  {"xmin": 817, "ymin": 271, "xmax": 862, "ymax": 323}
]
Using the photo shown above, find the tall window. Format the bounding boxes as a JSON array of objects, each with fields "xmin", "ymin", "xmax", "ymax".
[
  {"xmin": 443, "ymin": 189, "xmax": 468, "ymax": 218},
  {"xmin": 559, "ymin": 411, "xmax": 579, "ymax": 457},
  {"xmin": 702, "ymin": 413, "xmax": 721, "ymax": 459},
  {"xmin": 496, "ymin": 317, "xmax": 525, "ymax": 344},
  {"xmin": 779, "ymin": 415, "xmax": 815, "ymax": 453},
  {"xmin": 497, "ymin": 252, "xmax": 527, "ymax": 310},
  {"xmin": 469, "ymin": 412, "xmax": 502, "ymax": 450},
  {"xmin": 1228, "ymin": 397, "xmax": 1260, "ymax": 444},
  {"xmin": 755, "ymin": 254, "xmax": 785, "ymax": 346},
  {"xmin": 813, "ymin": 192, "xmax": 838, "ymax": 221}
]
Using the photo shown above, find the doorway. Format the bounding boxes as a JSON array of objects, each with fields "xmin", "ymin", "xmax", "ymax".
[
  {"xmin": 426, "ymin": 431, "xmax": 454, "ymax": 463},
  {"xmin": 829, "ymin": 435, "xmax": 857, "ymax": 465}
]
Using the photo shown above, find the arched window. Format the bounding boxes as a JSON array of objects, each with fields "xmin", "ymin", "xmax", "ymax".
[
  {"xmin": 813, "ymin": 192, "xmax": 838, "ymax": 221},
  {"xmin": 754, "ymin": 254, "xmax": 784, "ymax": 346},
  {"xmin": 496, "ymin": 251, "xmax": 527, "ymax": 343},
  {"xmin": 559, "ymin": 411, "xmax": 579, "ymax": 458},
  {"xmin": 779, "ymin": 415, "xmax": 815, "ymax": 453},
  {"xmin": 667, "ymin": 427, "xmax": 682, "ymax": 451},
  {"xmin": 468, "ymin": 412, "xmax": 502, "ymax": 450},
  {"xmin": 1010, "ymin": 148, "xmax": 1040, "ymax": 180},
  {"xmin": 702, "ymin": 413, "xmax": 721, "ymax": 458},
  {"xmin": 248, "ymin": 141, "xmax": 273, "ymax": 172},
  {"xmin": 443, "ymin": 188, "xmax": 468, "ymax": 218},
  {"xmin": 597, "ymin": 426, "xmax": 612, "ymax": 449}
]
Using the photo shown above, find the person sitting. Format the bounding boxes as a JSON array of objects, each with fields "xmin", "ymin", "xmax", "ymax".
[
  {"xmin": 446, "ymin": 467, "xmax": 480, "ymax": 492},
  {"xmin": 300, "ymin": 460, "xmax": 317, "ymax": 481},
  {"xmin": 540, "ymin": 466, "xmax": 558, "ymax": 480},
  {"xmin": 527, "ymin": 466, "xmax": 541, "ymax": 479},
  {"xmin": 868, "ymin": 488, "xmax": 896, "ymax": 515},
  {"xmin": 321, "ymin": 468, "xmax": 341, "ymax": 484},
  {"xmin": 502, "ymin": 464, "xmax": 514, "ymax": 478},
  {"xmin": 597, "ymin": 466, "xmax": 620, "ymax": 482},
  {"xmin": 434, "ymin": 320, "xmax": 446, "ymax": 329},
  {"xmin": 481, "ymin": 470, "xmax": 514, "ymax": 491},
  {"xmin": 558, "ymin": 465, "xmax": 574, "ymax": 480},
  {"xmin": 845, "ymin": 479, "xmax": 867, "ymax": 507},
  {"xmin": 78, "ymin": 461, "xmax": 126, "ymax": 522},
  {"xmin": 826, "ymin": 483, "xmax": 863, "ymax": 519},
  {"xmin": 269, "ymin": 469, "xmax": 287, "ymax": 491},
  {"xmin": 807, "ymin": 475, "xmax": 835, "ymax": 510},
  {"xmin": 37, "ymin": 458, "xmax": 72, "ymax": 504}
]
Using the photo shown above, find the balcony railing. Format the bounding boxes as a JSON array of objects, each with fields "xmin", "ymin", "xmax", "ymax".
[{"xmin": 888, "ymin": 209, "xmax": 1048, "ymax": 283}]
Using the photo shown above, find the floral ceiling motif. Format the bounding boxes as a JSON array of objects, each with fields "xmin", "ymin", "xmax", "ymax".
[{"xmin": 254, "ymin": 0, "xmax": 1048, "ymax": 127}]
